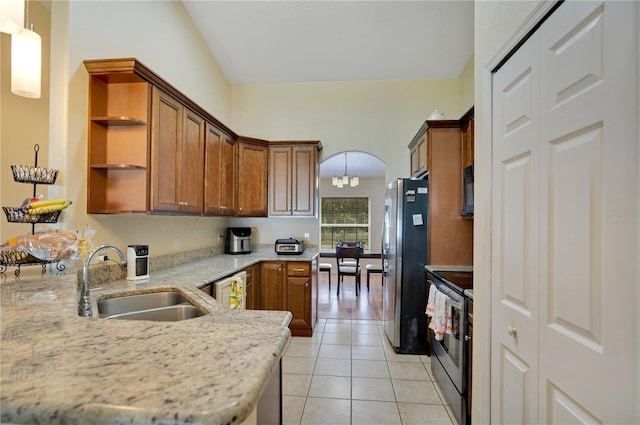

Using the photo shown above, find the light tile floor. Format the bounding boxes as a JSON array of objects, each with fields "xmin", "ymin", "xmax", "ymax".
[{"xmin": 282, "ymin": 319, "xmax": 457, "ymax": 425}]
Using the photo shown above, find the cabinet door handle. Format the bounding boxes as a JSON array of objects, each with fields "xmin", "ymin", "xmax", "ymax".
[
  {"xmin": 292, "ymin": 268, "xmax": 305, "ymax": 272},
  {"xmin": 305, "ymin": 282, "xmax": 308, "ymax": 287},
  {"xmin": 507, "ymin": 326, "xmax": 517, "ymax": 337},
  {"xmin": 464, "ymin": 335, "xmax": 471, "ymax": 342}
]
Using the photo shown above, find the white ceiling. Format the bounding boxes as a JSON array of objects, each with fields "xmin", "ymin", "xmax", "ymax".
[
  {"xmin": 181, "ymin": 0, "xmax": 474, "ymax": 178},
  {"xmin": 181, "ymin": 0, "xmax": 474, "ymax": 85}
]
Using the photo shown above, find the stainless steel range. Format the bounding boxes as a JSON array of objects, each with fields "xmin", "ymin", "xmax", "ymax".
[{"xmin": 426, "ymin": 267, "xmax": 473, "ymax": 425}]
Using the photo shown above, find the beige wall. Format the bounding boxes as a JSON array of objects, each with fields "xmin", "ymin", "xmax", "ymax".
[
  {"xmin": 2, "ymin": 0, "xmax": 476, "ymax": 258},
  {"xmin": 230, "ymin": 79, "xmax": 465, "ymax": 182},
  {"xmin": 1, "ymin": 0, "xmax": 51, "ymax": 242},
  {"xmin": 459, "ymin": 54, "xmax": 474, "ymax": 113},
  {"xmin": 45, "ymin": 0, "xmax": 234, "ymax": 256}
]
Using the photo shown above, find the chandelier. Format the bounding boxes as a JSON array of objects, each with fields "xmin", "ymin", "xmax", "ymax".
[{"xmin": 332, "ymin": 153, "xmax": 359, "ymax": 188}]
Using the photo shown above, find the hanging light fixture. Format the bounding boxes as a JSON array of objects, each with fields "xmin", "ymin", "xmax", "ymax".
[
  {"xmin": 0, "ymin": 0, "xmax": 24, "ymax": 34},
  {"xmin": 10, "ymin": 0, "xmax": 41, "ymax": 99},
  {"xmin": 332, "ymin": 153, "xmax": 359, "ymax": 188}
]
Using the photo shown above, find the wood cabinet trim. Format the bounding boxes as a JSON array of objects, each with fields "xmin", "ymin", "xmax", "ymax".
[
  {"xmin": 84, "ymin": 58, "xmax": 321, "ymax": 217},
  {"xmin": 85, "ymin": 58, "xmax": 237, "ymax": 139}
]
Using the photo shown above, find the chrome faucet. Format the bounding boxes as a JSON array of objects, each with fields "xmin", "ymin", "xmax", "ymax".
[{"xmin": 79, "ymin": 244, "xmax": 126, "ymax": 317}]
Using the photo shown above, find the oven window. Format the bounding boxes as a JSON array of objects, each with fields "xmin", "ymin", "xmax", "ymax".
[{"xmin": 441, "ymin": 305, "xmax": 463, "ymax": 368}]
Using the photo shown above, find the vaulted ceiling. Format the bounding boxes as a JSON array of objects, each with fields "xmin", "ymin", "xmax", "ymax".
[{"xmin": 181, "ymin": 1, "xmax": 474, "ymax": 177}]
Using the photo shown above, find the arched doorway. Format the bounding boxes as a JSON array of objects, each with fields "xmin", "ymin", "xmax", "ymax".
[{"xmin": 318, "ymin": 151, "xmax": 386, "ymax": 320}]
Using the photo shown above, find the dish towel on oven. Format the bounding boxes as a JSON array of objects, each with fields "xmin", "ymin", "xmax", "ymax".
[
  {"xmin": 428, "ymin": 289, "xmax": 449, "ymax": 341},
  {"xmin": 229, "ymin": 276, "xmax": 243, "ymax": 309},
  {"xmin": 425, "ymin": 284, "xmax": 437, "ymax": 316}
]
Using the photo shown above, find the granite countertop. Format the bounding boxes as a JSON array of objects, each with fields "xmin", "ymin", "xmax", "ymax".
[{"xmin": 0, "ymin": 246, "xmax": 318, "ymax": 425}]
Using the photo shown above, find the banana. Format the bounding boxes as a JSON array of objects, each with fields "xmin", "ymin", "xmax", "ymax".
[
  {"xmin": 28, "ymin": 201, "xmax": 72, "ymax": 215},
  {"xmin": 29, "ymin": 198, "xmax": 68, "ymax": 209}
]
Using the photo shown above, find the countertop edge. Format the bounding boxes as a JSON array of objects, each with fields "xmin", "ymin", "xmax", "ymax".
[{"xmin": 0, "ymin": 249, "xmax": 317, "ymax": 425}]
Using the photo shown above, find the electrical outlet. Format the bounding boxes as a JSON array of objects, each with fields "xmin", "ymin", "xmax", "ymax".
[
  {"xmin": 174, "ymin": 238, "xmax": 181, "ymax": 250},
  {"xmin": 304, "ymin": 233, "xmax": 310, "ymax": 240}
]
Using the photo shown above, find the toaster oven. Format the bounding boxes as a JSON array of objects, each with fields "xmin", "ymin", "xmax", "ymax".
[{"xmin": 274, "ymin": 238, "xmax": 305, "ymax": 255}]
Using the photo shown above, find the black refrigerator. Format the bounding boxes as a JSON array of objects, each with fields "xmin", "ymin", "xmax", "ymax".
[{"xmin": 382, "ymin": 178, "xmax": 430, "ymax": 354}]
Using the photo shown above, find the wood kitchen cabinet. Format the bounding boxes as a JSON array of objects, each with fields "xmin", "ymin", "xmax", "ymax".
[
  {"xmin": 84, "ymin": 58, "xmax": 320, "ymax": 219},
  {"xmin": 151, "ymin": 87, "xmax": 205, "ymax": 214},
  {"xmin": 407, "ymin": 117, "xmax": 473, "ymax": 265},
  {"xmin": 243, "ymin": 263, "xmax": 260, "ymax": 310},
  {"xmin": 204, "ymin": 123, "xmax": 236, "ymax": 216},
  {"xmin": 260, "ymin": 262, "xmax": 285, "ymax": 311},
  {"xmin": 85, "ymin": 60, "xmax": 151, "ymax": 213},
  {"xmin": 237, "ymin": 138, "xmax": 268, "ymax": 217},
  {"xmin": 268, "ymin": 142, "xmax": 319, "ymax": 217},
  {"xmin": 285, "ymin": 262, "xmax": 312, "ymax": 335},
  {"xmin": 460, "ymin": 107, "xmax": 474, "ymax": 169},
  {"xmin": 259, "ymin": 260, "xmax": 317, "ymax": 336}
]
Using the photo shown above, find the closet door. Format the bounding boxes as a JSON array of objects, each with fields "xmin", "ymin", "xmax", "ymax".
[
  {"xmin": 491, "ymin": 30, "xmax": 541, "ymax": 425},
  {"xmin": 491, "ymin": 1, "xmax": 639, "ymax": 424},
  {"xmin": 538, "ymin": 2, "xmax": 638, "ymax": 423}
]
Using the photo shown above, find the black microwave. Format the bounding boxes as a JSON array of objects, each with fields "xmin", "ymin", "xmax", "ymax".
[{"xmin": 463, "ymin": 165, "xmax": 474, "ymax": 215}]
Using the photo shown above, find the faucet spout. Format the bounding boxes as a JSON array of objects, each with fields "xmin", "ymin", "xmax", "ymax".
[{"xmin": 79, "ymin": 244, "xmax": 126, "ymax": 317}]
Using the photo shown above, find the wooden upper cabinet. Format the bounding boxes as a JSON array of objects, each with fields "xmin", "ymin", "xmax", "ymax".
[
  {"xmin": 84, "ymin": 59, "xmax": 321, "ymax": 219},
  {"xmin": 409, "ymin": 128, "xmax": 429, "ymax": 177},
  {"xmin": 151, "ymin": 87, "xmax": 205, "ymax": 214},
  {"xmin": 407, "ymin": 114, "xmax": 473, "ymax": 265},
  {"xmin": 268, "ymin": 143, "xmax": 318, "ymax": 217},
  {"xmin": 85, "ymin": 62, "xmax": 150, "ymax": 213},
  {"xmin": 460, "ymin": 107, "xmax": 475, "ymax": 169},
  {"xmin": 204, "ymin": 123, "xmax": 236, "ymax": 216},
  {"xmin": 237, "ymin": 139, "xmax": 268, "ymax": 217}
]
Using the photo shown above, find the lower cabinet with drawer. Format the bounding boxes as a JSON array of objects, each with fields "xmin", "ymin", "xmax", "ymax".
[{"xmin": 260, "ymin": 259, "xmax": 317, "ymax": 336}]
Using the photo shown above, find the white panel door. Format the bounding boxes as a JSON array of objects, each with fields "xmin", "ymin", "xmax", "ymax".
[
  {"xmin": 492, "ymin": 1, "xmax": 639, "ymax": 424},
  {"xmin": 491, "ymin": 31, "xmax": 540, "ymax": 425},
  {"xmin": 538, "ymin": 2, "xmax": 639, "ymax": 423}
]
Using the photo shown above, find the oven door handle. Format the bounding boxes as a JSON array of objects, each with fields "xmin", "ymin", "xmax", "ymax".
[{"xmin": 446, "ymin": 297, "xmax": 463, "ymax": 311}]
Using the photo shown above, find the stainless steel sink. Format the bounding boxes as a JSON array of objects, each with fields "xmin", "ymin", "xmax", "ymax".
[{"xmin": 97, "ymin": 291, "xmax": 206, "ymax": 321}]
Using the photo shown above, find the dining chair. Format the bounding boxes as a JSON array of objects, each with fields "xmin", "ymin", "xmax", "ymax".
[
  {"xmin": 335, "ymin": 245, "xmax": 361, "ymax": 296},
  {"xmin": 336, "ymin": 241, "xmax": 362, "ymax": 278}
]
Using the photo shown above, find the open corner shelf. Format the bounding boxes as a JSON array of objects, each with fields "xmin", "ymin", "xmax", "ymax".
[{"xmin": 91, "ymin": 116, "xmax": 147, "ymax": 126}]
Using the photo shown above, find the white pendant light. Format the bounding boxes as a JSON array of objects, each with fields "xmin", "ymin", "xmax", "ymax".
[
  {"xmin": 0, "ymin": 0, "xmax": 24, "ymax": 34},
  {"xmin": 11, "ymin": 24, "xmax": 41, "ymax": 98},
  {"xmin": 332, "ymin": 152, "xmax": 361, "ymax": 188}
]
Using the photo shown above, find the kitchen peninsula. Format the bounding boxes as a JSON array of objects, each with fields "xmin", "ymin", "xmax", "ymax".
[{"xmin": 0, "ymin": 246, "xmax": 318, "ymax": 425}]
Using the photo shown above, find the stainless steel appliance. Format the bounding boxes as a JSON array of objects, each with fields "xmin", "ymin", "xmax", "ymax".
[
  {"xmin": 426, "ymin": 268, "xmax": 473, "ymax": 425},
  {"xmin": 382, "ymin": 178, "xmax": 430, "ymax": 354},
  {"xmin": 274, "ymin": 238, "xmax": 304, "ymax": 255},
  {"xmin": 225, "ymin": 227, "xmax": 252, "ymax": 255},
  {"xmin": 126, "ymin": 244, "xmax": 149, "ymax": 281}
]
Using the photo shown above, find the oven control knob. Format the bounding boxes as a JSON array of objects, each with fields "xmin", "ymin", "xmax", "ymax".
[{"xmin": 507, "ymin": 326, "xmax": 518, "ymax": 337}]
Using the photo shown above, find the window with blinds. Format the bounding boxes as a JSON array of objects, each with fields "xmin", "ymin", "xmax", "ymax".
[{"xmin": 320, "ymin": 197, "xmax": 369, "ymax": 250}]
